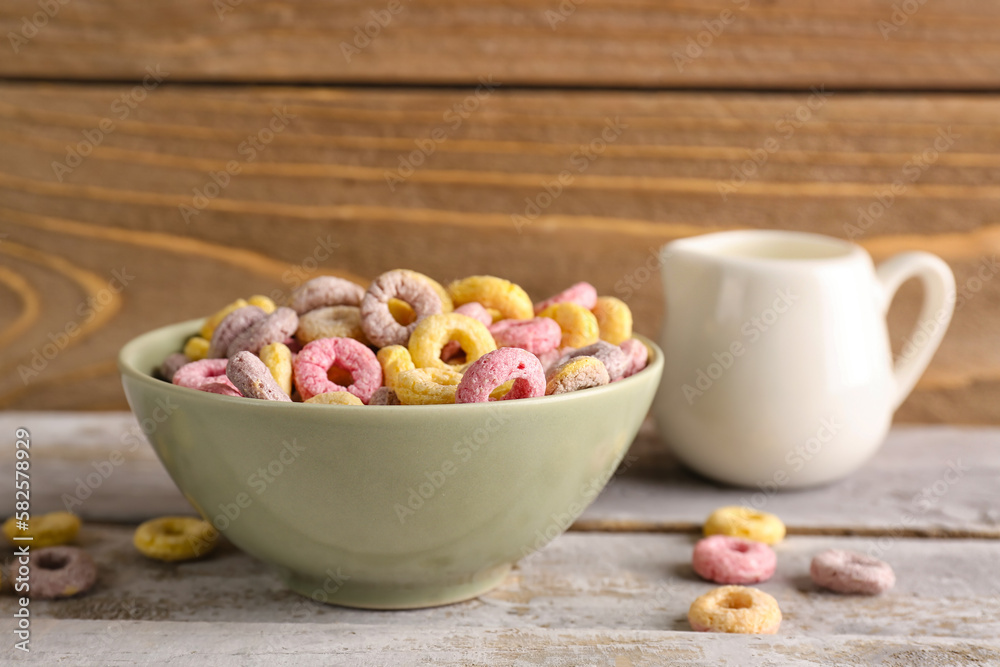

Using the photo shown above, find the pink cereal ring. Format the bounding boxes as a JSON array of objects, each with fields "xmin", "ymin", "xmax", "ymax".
[
  {"xmin": 692, "ymin": 535, "xmax": 777, "ymax": 585},
  {"xmin": 172, "ymin": 359, "xmax": 241, "ymax": 396},
  {"xmin": 456, "ymin": 347, "xmax": 545, "ymax": 403},
  {"xmin": 293, "ymin": 337, "xmax": 382, "ymax": 404},
  {"xmin": 533, "ymin": 281, "xmax": 598, "ymax": 315},
  {"xmin": 489, "ymin": 317, "xmax": 562, "ymax": 355},
  {"xmin": 227, "ymin": 307, "xmax": 299, "ymax": 358},
  {"xmin": 619, "ymin": 338, "xmax": 649, "ymax": 378}
]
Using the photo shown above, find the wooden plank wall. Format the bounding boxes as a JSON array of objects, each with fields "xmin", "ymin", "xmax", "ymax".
[{"xmin": 0, "ymin": 2, "xmax": 998, "ymax": 422}]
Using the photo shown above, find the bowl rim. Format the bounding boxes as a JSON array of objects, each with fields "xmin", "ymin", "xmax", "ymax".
[{"xmin": 118, "ymin": 317, "xmax": 663, "ymax": 411}]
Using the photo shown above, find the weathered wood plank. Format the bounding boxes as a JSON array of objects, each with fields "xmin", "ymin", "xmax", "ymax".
[
  {"xmin": 1, "ymin": 1, "xmax": 1000, "ymax": 89},
  {"xmin": 0, "ymin": 85, "xmax": 997, "ymax": 419}
]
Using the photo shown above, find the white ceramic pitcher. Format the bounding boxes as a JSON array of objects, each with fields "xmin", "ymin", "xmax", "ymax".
[{"xmin": 654, "ymin": 230, "xmax": 955, "ymax": 488}]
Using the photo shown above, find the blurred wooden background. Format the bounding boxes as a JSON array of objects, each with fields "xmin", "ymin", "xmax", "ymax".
[{"xmin": 1, "ymin": 1, "xmax": 998, "ymax": 422}]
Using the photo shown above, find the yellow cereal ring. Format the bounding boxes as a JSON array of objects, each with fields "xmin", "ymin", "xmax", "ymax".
[
  {"xmin": 377, "ymin": 345, "xmax": 416, "ymax": 388},
  {"xmin": 538, "ymin": 303, "xmax": 600, "ymax": 348},
  {"xmin": 704, "ymin": 506, "xmax": 786, "ymax": 545},
  {"xmin": 247, "ymin": 294, "xmax": 277, "ymax": 314},
  {"xmin": 388, "ymin": 298, "xmax": 417, "ymax": 326},
  {"xmin": 408, "ymin": 313, "xmax": 497, "ymax": 373},
  {"xmin": 447, "ymin": 275, "xmax": 533, "ymax": 321},
  {"xmin": 3, "ymin": 511, "xmax": 80, "ymax": 548},
  {"xmin": 259, "ymin": 341, "xmax": 293, "ymax": 395},
  {"xmin": 593, "ymin": 296, "xmax": 633, "ymax": 345},
  {"xmin": 305, "ymin": 391, "xmax": 364, "ymax": 405},
  {"xmin": 133, "ymin": 516, "xmax": 219, "ymax": 562},
  {"xmin": 200, "ymin": 298, "xmax": 249, "ymax": 339},
  {"xmin": 395, "ymin": 367, "xmax": 463, "ymax": 405},
  {"xmin": 486, "ymin": 308, "xmax": 504, "ymax": 323},
  {"xmin": 183, "ymin": 335, "xmax": 211, "ymax": 361},
  {"xmin": 688, "ymin": 586, "xmax": 782, "ymax": 634}
]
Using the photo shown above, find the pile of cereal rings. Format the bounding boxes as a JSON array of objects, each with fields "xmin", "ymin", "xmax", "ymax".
[{"xmin": 159, "ymin": 271, "xmax": 651, "ymax": 406}]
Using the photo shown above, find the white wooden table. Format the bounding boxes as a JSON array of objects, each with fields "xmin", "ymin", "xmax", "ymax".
[{"xmin": 2, "ymin": 413, "xmax": 999, "ymax": 665}]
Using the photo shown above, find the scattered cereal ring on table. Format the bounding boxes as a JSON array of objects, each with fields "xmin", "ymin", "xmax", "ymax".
[
  {"xmin": 208, "ymin": 305, "xmax": 266, "ymax": 358},
  {"xmin": 3, "ymin": 511, "xmax": 80, "ymax": 548},
  {"xmin": 296, "ymin": 305, "xmax": 370, "ymax": 346},
  {"xmin": 26, "ymin": 546, "xmax": 97, "ymax": 599},
  {"xmin": 287, "ymin": 276, "xmax": 366, "ymax": 315},
  {"xmin": 200, "ymin": 298, "xmax": 249, "ymax": 339},
  {"xmin": 173, "ymin": 358, "xmax": 241, "ymax": 396},
  {"xmin": 545, "ymin": 356, "xmax": 610, "ymax": 395},
  {"xmin": 159, "ymin": 352, "xmax": 189, "ymax": 382},
  {"xmin": 408, "ymin": 313, "xmax": 497, "ymax": 373},
  {"xmin": 395, "ymin": 367, "xmax": 463, "ymax": 405},
  {"xmin": 688, "ymin": 586, "xmax": 782, "ymax": 634},
  {"xmin": 447, "ymin": 275, "xmax": 534, "ymax": 321},
  {"xmin": 692, "ymin": 535, "xmax": 777, "ymax": 585},
  {"xmin": 810, "ymin": 549, "xmax": 895, "ymax": 595},
  {"xmin": 619, "ymin": 338, "xmax": 649, "ymax": 378},
  {"xmin": 456, "ymin": 348, "xmax": 546, "ymax": 403},
  {"xmin": 247, "ymin": 294, "xmax": 276, "ymax": 313},
  {"xmin": 533, "ymin": 281, "xmax": 598, "ymax": 314},
  {"xmin": 537, "ymin": 303, "xmax": 600, "ymax": 349},
  {"xmin": 183, "ymin": 335, "xmax": 210, "ymax": 361},
  {"xmin": 227, "ymin": 351, "xmax": 293, "ymax": 402},
  {"xmin": 556, "ymin": 341, "xmax": 629, "ymax": 382},
  {"xmin": 369, "ymin": 386, "xmax": 402, "ymax": 405},
  {"xmin": 704, "ymin": 506, "xmax": 786, "ymax": 545},
  {"xmin": 227, "ymin": 307, "xmax": 299, "ymax": 357},
  {"xmin": 133, "ymin": 517, "xmax": 219, "ymax": 562},
  {"xmin": 293, "ymin": 337, "xmax": 382, "ymax": 404},
  {"xmin": 592, "ymin": 296, "xmax": 633, "ymax": 345},
  {"xmin": 377, "ymin": 345, "xmax": 416, "ymax": 388},
  {"xmin": 489, "ymin": 317, "xmax": 562, "ymax": 355},
  {"xmin": 305, "ymin": 391, "xmax": 364, "ymax": 406},
  {"xmin": 259, "ymin": 342, "xmax": 293, "ymax": 395},
  {"xmin": 361, "ymin": 270, "xmax": 444, "ymax": 348}
]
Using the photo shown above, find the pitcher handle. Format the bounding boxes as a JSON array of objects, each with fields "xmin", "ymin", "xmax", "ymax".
[{"xmin": 875, "ymin": 252, "xmax": 956, "ymax": 410}]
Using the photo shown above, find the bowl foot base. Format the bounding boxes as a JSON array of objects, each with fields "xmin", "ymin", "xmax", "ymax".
[{"xmin": 281, "ymin": 562, "xmax": 512, "ymax": 610}]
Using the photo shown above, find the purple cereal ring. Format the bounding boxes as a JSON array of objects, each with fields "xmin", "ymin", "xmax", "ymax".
[
  {"xmin": 173, "ymin": 359, "xmax": 241, "ymax": 395},
  {"xmin": 159, "ymin": 352, "xmax": 189, "ymax": 382},
  {"xmin": 288, "ymin": 276, "xmax": 366, "ymax": 315},
  {"xmin": 533, "ymin": 281, "xmax": 598, "ymax": 315},
  {"xmin": 489, "ymin": 317, "xmax": 562, "ymax": 355},
  {"xmin": 369, "ymin": 386, "xmax": 402, "ymax": 405},
  {"xmin": 360, "ymin": 270, "xmax": 444, "ymax": 348},
  {"xmin": 226, "ymin": 351, "xmax": 292, "ymax": 402},
  {"xmin": 545, "ymin": 356, "xmax": 610, "ymax": 395},
  {"xmin": 442, "ymin": 302, "xmax": 494, "ymax": 361},
  {"xmin": 692, "ymin": 535, "xmax": 777, "ymax": 585},
  {"xmin": 208, "ymin": 306, "xmax": 266, "ymax": 358},
  {"xmin": 557, "ymin": 341, "xmax": 630, "ymax": 382},
  {"xmin": 293, "ymin": 337, "xmax": 382, "ymax": 404},
  {"xmin": 26, "ymin": 546, "xmax": 98, "ymax": 599},
  {"xmin": 810, "ymin": 549, "xmax": 895, "ymax": 595},
  {"xmin": 227, "ymin": 307, "xmax": 299, "ymax": 357},
  {"xmin": 619, "ymin": 338, "xmax": 649, "ymax": 378},
  {"xmin": 456, "ymin": 347, "xmax": 545, "ymax": 403}
]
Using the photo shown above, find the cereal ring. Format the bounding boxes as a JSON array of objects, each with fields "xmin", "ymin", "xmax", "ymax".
[
  {"xmin": 133, "ymin": 516, "xmax": 219, "ymax": 562},
  {"xmin": 688, "ymin": 586, "xmax": 782, "ymax": 634},
  {"xmin": 172, "ymin": 358, "xmax": 241, "ymax": 396},
  {"xmin": 592, "ymin": 296, "xmax": 633, "ymax": 345},
  {"xmin": 704, "ymin": 507, "xmax": 786, "ymax": 545},
  {"xmin": 293, "ymin": 337, "xmax": 382, "ymax": 404},
  {"xmin": 545, "ymin": 356, "xmax": 609, "ymax": 395},
  {"xmin": 288, "ymin": 276, "xmax": 366, "ymax": 315},
  {"xmin": 3, "ymin": 511, "xmax": 80, "ymax": 548},
  {"xmin": 810, "ymin": 549, "xmax": 895, "ymax": 595},
  {"xmin": 489, "ymin": 317, "xmax": 562, "ymax": 355},
  {"xmin": 159, "ymin": 352, "xmax": 189, "ymax": 382},
  {"xmin": 227, "ymin": 351, "xmax": 293, "ymax": 402},
  {"xmin": 259, "ymin": 342, "xmax": 293, "ymax": 395},
  {"xmin": 27, "ymin": 546, "xmax": 97, "ymax": 599},
  {"xmin": 692, "ymin": 535, "xmax": 777, "ymax": 585},
  {"xmin": 247, "ymin": 294, "xmax": 277, "ymax": 313},
  {"xmin": 456, "ymin": 348, "xmax": 545, "ymax": 403},
  {"xmin": 395, "ymin": 367, "xmax": 463, "ymax": 405},
  {"xmin": 296, "ymin": 305, "xmax": 369, "ymax": 345},
  {"xmin": 533, "ymin": 281, "xmax": 598, "ymax": 314},
  {"xmin": 361, "ymin": 270, "xmax": 444, "ymax": 348},
  {"xmin": 385, "ymin": 271, "xmax": 456, "ymax": 324},
  {"xmin": 538, "ymin": 303, "xmax": 600, "ymax": 349},
  {"xmin": 200, "ymin": 298, "xmax": 249, "ymax": 339},
  {"xmin": 183, "ymin": 335, "xmax": 210, "ymax": 361},
  {"xmin": 619, "ymin": 338, "xmax": 649, "ymax": 378},
  {"xmin": 200, "ymin": 378, "xmax": 243, "ymax": 397},
  {"xmin": 208, "ymin": 305, "xmax": 266, "ymax": 358},
  {"xmin": 369, "ymin": 386, "xmax": 402, "ymax": 405},
  {"xmin": 441, "ymin": 302, "xmax": 493, "ymax": 361},
  {"xmin": 305, "ymin": 391, "xmax": 364, "ymax": 406},
  {"xmin": 447, "ymin": 275, "xmax": 533, "ymax": 321},
  {"xmin": 408, "ymin": 313, "xmax": 497, "ymax": 373},
  {"xmin": 227, "ymin": 307, "xmax": 299, "ymax": 357},
  {"xmin": 556, "ymin": 340, "xmax": 629, "ymax": 381},
  {"xmin": 377, "ymin": 345, "xmax": 416, "ymax": 388}
]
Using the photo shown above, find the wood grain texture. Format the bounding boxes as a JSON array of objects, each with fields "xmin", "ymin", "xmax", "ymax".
[
  {"xmin": 2, "ymin": 1, "xmax": 1000, "ymax": 88},
  {"xmin": 1, "ymin": 85, "xmax": 998, "ymax": 420}
]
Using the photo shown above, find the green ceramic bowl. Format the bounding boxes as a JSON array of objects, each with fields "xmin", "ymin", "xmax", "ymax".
[{"xmin": 118, "ymin": 318, "xmax": 663, "ymax": 609}]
